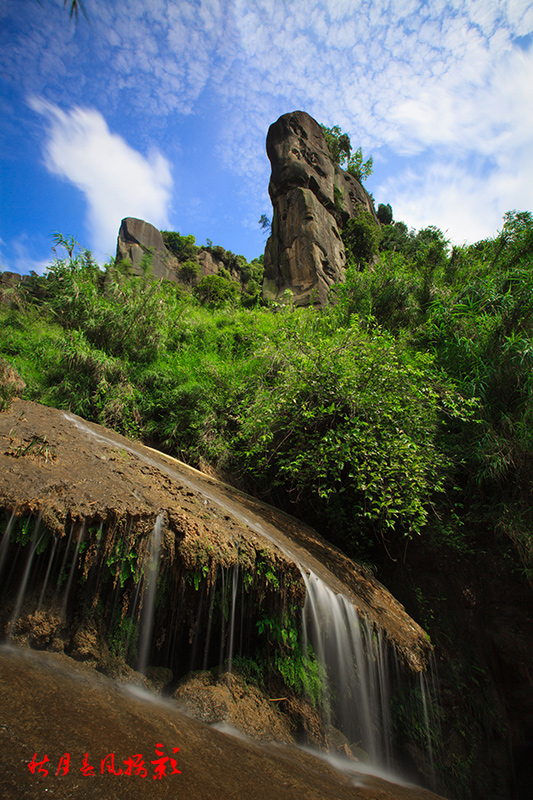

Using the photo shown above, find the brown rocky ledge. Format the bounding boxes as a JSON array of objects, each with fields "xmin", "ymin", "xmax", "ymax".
[{"xmin": 0, "ymin": 398, "xmax": 431, "ymax": 672}]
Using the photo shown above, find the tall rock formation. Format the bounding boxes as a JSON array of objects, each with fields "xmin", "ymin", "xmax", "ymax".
[{"xmin": 263, "ymin": 111, "xmax": 377, "ymax": 306}]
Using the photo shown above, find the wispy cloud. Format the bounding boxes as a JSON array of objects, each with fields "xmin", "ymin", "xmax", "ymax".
[
  {"xmin": 28, "ymin": 98, "xmax": 173, "ymax": 258},
  {"xmin": 4, "ymin": 0, "xmax": 533, "ymax": 249},
  {"xmin": 0, "ymin": 235, "xmax": 51, "ymax": 277}
]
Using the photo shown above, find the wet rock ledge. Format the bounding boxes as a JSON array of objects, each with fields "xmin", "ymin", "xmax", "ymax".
[{"xmin": 0, "ymin": 399, "xmax": 431, "ymax": 673}]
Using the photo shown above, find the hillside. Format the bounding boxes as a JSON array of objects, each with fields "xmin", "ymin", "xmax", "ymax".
[{"xmin": 2, "ymin": 116, "xmax": 533, "ymax": 796}]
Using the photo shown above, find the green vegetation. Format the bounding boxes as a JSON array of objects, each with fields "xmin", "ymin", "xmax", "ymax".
[
  {"xmin": 3, "ymin": 206, "xmax": 533, "ymax": 799},
  {"xmin": 3, "ymin": 210, "xmax": 533, "ymax": 572},
  {"xmin": 320, "ymin": 123, "xmax": 373, "ymax": 182}
]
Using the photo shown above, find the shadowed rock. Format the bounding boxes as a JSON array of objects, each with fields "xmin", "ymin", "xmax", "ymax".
[
  {"xmin": 0, "ymin": 647, "xmax": 448, "ymax": 800},
  {"xmin": 116, "ymin": 217, "xmax": 179, "ymax": 280}
]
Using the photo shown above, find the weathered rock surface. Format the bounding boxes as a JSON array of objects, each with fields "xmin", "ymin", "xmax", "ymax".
[
  {"xmin": 173, "ymin": 671, "xmax": 298, "ymax": 744},
  {"xmin": 263, "ymin": 111, "xmax": 377, "ymax": 305},
  {"xmin": 0, "ymin": 647, "xmax": 447, "ymax": 800},
  {"xmin": 0, "ymin": 399, "xmax": 431, "ymax": 672},
  {"xmin": 115, "ymin": 218, "xmax": 237, "ymax": 285},
  {"xmin": 0, "ymin": 271, "xmax": 23, "ymax": 306},
  {"xmin": 116, "ymin": 217, "xmax": 180, "ymax": 281}
]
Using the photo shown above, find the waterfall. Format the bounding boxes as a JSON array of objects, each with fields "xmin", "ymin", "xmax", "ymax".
[
  {"xmin": 301, "ymin": 569, "xmax": 394, "ymax": 766},
  {"xmin": 137, "ymin": 513, "xmax": 164, "ymax": 674},
  {"xmin": 46, "ymin": 412, "xmax": 438, "ymax": 781}
]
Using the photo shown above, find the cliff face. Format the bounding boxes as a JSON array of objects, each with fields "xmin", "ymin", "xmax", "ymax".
[{"xmin": 263, "ymin": 111, "xmax": 376, "ymax": 306}]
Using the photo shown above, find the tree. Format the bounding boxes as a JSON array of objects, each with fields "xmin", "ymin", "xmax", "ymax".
[
  {"xmin": 342, "ymin": 211, "xmax": 380, "ymax": 267},
  {"xmin": 178, "ymin": 260, "xmax": 200, "ymax": 284},
  {"xmin": 36, "ymin": 0, "xmax": 87, "ymax": 21},
  {"xmin": 259, "ymin": 214, "xmax": 271, "ymax": 235},
  {"xmin": 161, "ymin": 231, "xmax": 199, "ymax": 262},
  {"xmin": 377, "ymin": 203, "xmax": 393, "ymax": 226},
  {"xmin": 321, "ymin": 124, "xmax": 373, "ymax": 182},
  {"xmin": 64, "ymin": 0, "xmax": 86, "ymax": 20}
]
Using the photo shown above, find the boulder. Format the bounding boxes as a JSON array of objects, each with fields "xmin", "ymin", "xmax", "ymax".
[
  {"xmin": 116, "ymin": 219, "xmax": 233, "ymax": 286},
  {"xmin": 116, "ymin": 217, "xmax": 179, "ymax": 281},
  {"xmin": 173, "ymin": 671, "xmax": 297, "ymax": 744},
  {"xmin": 263, "ymin": 110, "xmax": 377, "ymax": 305}
]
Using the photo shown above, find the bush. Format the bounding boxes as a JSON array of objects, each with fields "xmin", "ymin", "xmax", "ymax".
[
  {"xmin": 161, "ymin": 230, "xmax": 199, "ymax": 261},
  {"xmin": 194, "ymin": 275, "xmax": 240, "ymax": 308},
  {"xmin": 178, "ymin": 260, "xmax": 200, "ymax": 284},
  {"xmin": 342, "ymin": 211, "xmax": 380, "ymax": 267},
  {"xmin": 235, "ymin": 309, "xmax": 460, "ymax": 554}
]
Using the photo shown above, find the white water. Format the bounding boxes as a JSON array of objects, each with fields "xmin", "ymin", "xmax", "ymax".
[
  {"xmin": 137, "ymin": 513, "xmax": 164, "ymax": 674},
  {"xmin": 302, "ymin": 569, "xmax": 394, "ymax": 765},
  {"xmin": 59, "ymin": 412, "xmax": 435, "ymax": 777}
]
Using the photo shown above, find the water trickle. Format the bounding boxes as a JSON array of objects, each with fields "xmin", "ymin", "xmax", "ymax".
[
  {"xmin": 301, "ymin": 569, "xmax": 393, "ymax": 766},
  {"xmin": 226, "ymin": 564, "xmax": 239, "ymax": 676},
  {"xmin": 137, "ymin": 513, "xmax": 164, "ymax": 674},
  {"xmin": 0, "ymin": 511, "xmax": 16, "ymax": 582},
  {"xmin": 202, "ymin": 580, "xmax": 217, "ymax": 672},
  {"xmin": 7, "ymin": 511, "xmax": 43, "ymax": 639},
  {"xmin": 53, "ymin": 523, "xmax": 73, "ymax": 603},
  {"xmin": 36, "ymin": 532, "xmax": 59, "ymax": 612},
  {"xmin": 61, "ymin": 523, "xmax": 85, "ymax": 617}
]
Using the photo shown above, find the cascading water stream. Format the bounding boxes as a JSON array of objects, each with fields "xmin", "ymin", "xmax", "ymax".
[
  {"xmin": 58, "ymin": 412, "xmax": 436, "ymax": 778},
  {"xmin": 226, "ymin": 563, "xmax": 239, "ymax": 676},
  {"xmin": 61, "ymin": 523, "xmax": 85, "ymax": 618},
  {"xmin": 137, "ymin": 513, "xmax": 164, "ymax": 675},
  {"xmin": 6, "ymin": 511, "xmax": 43, "ymax": 639},
  {"xmin": 0, "ymin": 511, "xmax": 15, "ymax": 580},
  {"xmin": 301, "ymin": 569, "xmax": 393, "ymax": 766}
]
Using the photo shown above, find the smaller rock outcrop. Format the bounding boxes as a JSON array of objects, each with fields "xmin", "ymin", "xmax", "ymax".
[
  {"xmin": 115, "ymin": 218, "xmax": 248, "ymax": 289},
  {"xmin": 116, "ymin": 217, "xmax": 179, "ymax": 280},
  {"xmin": 0, "ymin": 271, "xmax": 23, "ymax": 306},
  {"xmin": 263, "ymin": 111, "xmax": 377, "ymax": 305}
]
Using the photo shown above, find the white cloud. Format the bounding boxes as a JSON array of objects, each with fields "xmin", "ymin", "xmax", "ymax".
[
  {"xmin": 28, "ymin": 98, "xmax": 173, "ymax": 258},
  {"xmin": 4, "ymin": 0, "xmax": 533, "ymax": 251}
]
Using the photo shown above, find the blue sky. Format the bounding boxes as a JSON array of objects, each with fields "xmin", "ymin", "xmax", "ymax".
[{"xmin": 1, "ymin": 0, "xmax": 532, "ymax": 275}]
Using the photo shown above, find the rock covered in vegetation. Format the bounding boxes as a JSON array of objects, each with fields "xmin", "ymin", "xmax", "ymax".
[
  {"xmin": 115, "ymin": 218, "xmax": 260, "ymax": 304},
  {"xmin": 0, "ymin": 398, "xmax": 430, "ymax": 674},
  {"xmin": 0, "ymin": 270, "xmax": 24, "ymax": 306},
  {"xmin": 263, "ymin": 110, "xmax": 376, "ymax": 305}
]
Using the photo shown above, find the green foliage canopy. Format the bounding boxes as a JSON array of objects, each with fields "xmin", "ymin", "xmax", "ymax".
[{"xmin": 320, "ymin": 124, "xmax": 373, "ymax": 182}]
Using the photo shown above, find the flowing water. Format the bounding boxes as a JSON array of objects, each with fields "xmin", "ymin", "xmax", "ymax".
[
  {"xmin": 60, "ymin": 412, "xmax": 439, "ymax": 776},
  {"xmin": 302, "ymin": 569, "xmax": 394, "ymax": 766},
  {"xmin": 137, "ymin": 513, "xmax": 164, "ymax": 674},
  {"xmin": 0, "ymin": 411, "xmax": 438, "ymax": 788}
]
